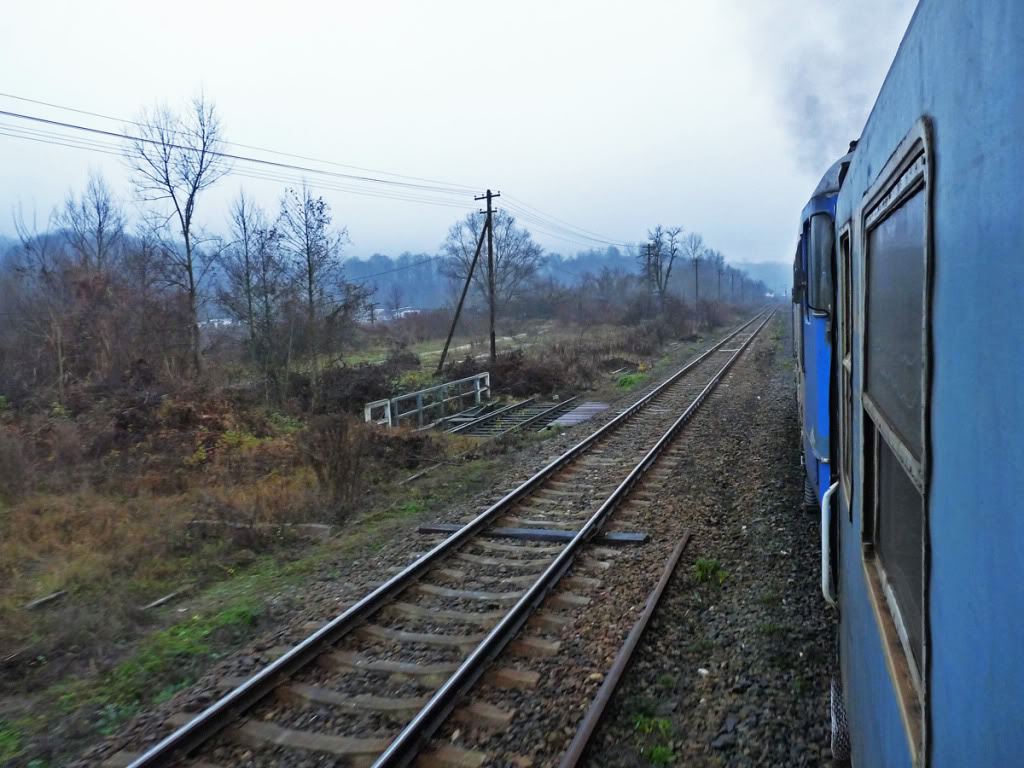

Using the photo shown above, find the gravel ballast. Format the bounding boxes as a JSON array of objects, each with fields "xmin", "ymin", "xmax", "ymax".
[{"xmin": 579, "ymin": 311, "xmax": 837, "ymax": 768}]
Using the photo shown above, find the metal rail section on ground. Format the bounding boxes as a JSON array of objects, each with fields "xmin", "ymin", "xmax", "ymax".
[
  {"xmin": 364, "ymin": 372, "xmax": 491, "ymax": 429},
  {"xmin": 123, "ymin": 309, "xmax": 773, "ymax": 768},
  {"xmin": 446, "ymin": 396, "xmax": 579, "ymax": 437}
]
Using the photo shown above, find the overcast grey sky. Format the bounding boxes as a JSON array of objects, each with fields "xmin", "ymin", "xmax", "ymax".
[{"xmin": 0, "ymin": 0, "xmax": 916, "ymax": 265}]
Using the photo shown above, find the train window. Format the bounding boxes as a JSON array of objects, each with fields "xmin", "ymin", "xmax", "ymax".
[
  {"xmin": 806, "ymin": 214, "xmax": 834, "ymax": 314},
  {"xmin": 838, "ymin": 228, "xmax": 853, "ymax": 510},
  {"xmin": 866, "ymin": 190, "xmax": 925, "ymax": 458},
  {"xmin": 876, "ymin": 437, "xmax": 924, "ymax": 664},
  {"xmin": 860, "ymin": 121, "xmax": 931, "ymax": 760}
]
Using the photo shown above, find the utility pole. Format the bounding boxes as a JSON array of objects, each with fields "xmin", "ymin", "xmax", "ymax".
[
  {"xmin": 718, "ymin": 265, "xmax": 722, "ymax": 300},
  {"xmin": 435, "ymin": 218, "xmax": 490, "ymax": 375},
  {"xmin": 693, "ymin": 255, "xmax": 700, "ymax": 334},
  {"xmin": 475, "ymin": 189, "xmax": 500, "ymax": 362},
  {"xmin": 731, "ymin": 270, "xmax": 735, "ymax": 301}
]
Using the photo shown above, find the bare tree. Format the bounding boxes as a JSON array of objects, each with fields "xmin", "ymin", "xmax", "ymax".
[
  {"xmin": 279, "ymin": 184, "xmax": 348, "ymax": 410},
  {"xmin": 123, "ymin": 94, "xmax": 229, "ymax": 377},
  {"xmin": 682, "ymin": 232, "xmax": 705, "ymax": 330},
  {"xmin": 387, "ymin": 283, "xmax": 403, "ymax": 320},
  {"xmin": 58, "ymin": 169, "xmax": 125, "ymax": 271},
  {"xmin": 706, "ymin": 249, "xmax": 726, "ymax": 299},
  {"xmin": 218, "ymin": 190, "xmax": 265, "ymax": 352},
  {"xmin": 440, "ymin": 210, "xmax": 544, "ymax": 320}
]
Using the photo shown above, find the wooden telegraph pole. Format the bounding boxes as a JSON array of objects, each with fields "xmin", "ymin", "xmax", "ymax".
[
  {"xmin": 475, "ymin": 189, "xmax": 500, "ymax": 362},
  {"xmin": 435, "ymin": 217, "xmax": 489, "ymax": 375}
]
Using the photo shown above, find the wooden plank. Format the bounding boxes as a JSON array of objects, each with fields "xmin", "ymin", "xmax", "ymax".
[
  {"xmin": 452, "ymin": 700, "xmax": 515, "ymax": 729},
  {"xmin": 473, "ymin": 539, "xmax": 564, "ymax": 554},
  {"xmin": 456, "ymin": 552, "xmax": 551, "ymax": 569},
  {"xmin": 417, "ymin": 744, "xmax": 489, "ymax": 768},
  {"xmin": 139, "ymin": 585, "xmax": 191, "ymax": 611},
  {"xmin": 494, "ymin": 516, "xmax": 581, "ymax": 530},
  {"xmin": 418, "ymin": 524, "xmax": 648, "ymax": 545},
  {"xmin": 528, "ymin": 610, "xmax": 575, "ymax": 631},
  {"xmin": 23, "ymin": 590, "xmax": 66, "ymax": 610},
  {"xmin": 565, "ymin": 576, "xmax": 602, "ymax": 590},
  {"xmin": 548, "ymin": 592, "xmax": 591, "ymax": 608},
  {"xmin": 358, "ymin": 623, "xmax": 486, "ymax": 648},
  {"xmin": 387, "ymin": 566, "xmax": 466, "ymax": 582},
  {"xmin": 484, "ymin": 667, "xmax": 540, "ymax": 689},
  {"xmin": 382, "ymin": 602, "xmax": 507, "ymax": 628},
  {"xmin": 277, "ymin": 683, "xmax": 428, "ymax": 716},
  {"xmin": 416, "ymin": 583, "xmax": 523, "ymax": 601},
  {"xmin": 508, "ymin": 635, "xmax": 562, "ymax": 657},
  {"xmin": 225, "ymin": 719, "xmax": 391, "ymax": 756},
  {"xmin": 321, "ymin": 650, "xmax": 460, "ymax": 680}
]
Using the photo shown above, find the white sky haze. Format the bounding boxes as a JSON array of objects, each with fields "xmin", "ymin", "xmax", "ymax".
[{"xmin": 0, "ymin": 0, "xmax": 917, "ymax": 265}]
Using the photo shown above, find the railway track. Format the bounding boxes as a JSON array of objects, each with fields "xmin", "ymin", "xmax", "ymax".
[
  {"xmin": 115, "ymin": 309, "xmax": 774, "ymax": 768},
  {"xmin": 446, "ymin": 397, "xmax": 579, "ymax": 438}
]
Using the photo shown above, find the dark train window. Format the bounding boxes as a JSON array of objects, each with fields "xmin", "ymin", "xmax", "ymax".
[
  {"xmin": 838, "ymin": 230, "xmax": 853, "ymax": 508},
  {"xmin": 876, "ymin": 437, "xmax": 924, "ymax": 665},
  {"xmin": 861, "ymin": 132, "xmax": 929, "ymax": 752},
  {"xmin": 807, "ymin": 214, "xmax": 834, "ymax": 313},
  {"xmin": 866, "ymin": 190, "xmax": 925, "ymax": 458}
]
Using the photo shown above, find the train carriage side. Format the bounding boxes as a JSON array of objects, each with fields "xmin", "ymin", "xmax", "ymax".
[
  {"xmin": 828, "ymin": 2, "xmax": 1024, "ymax": 766},
  {"xmin": 794, "ymin": 155, "xmax": 850, "ymax": 509}
]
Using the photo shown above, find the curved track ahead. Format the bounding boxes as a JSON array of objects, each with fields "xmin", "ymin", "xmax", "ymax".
[{"xmin": 122, "ymin": 309, "xmax": 774, "ymax": 768}]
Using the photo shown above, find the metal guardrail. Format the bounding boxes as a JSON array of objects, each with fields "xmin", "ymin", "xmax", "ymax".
[{"xmin": 364, "ymin": 372, "xmax": 491, "ymax": 428}]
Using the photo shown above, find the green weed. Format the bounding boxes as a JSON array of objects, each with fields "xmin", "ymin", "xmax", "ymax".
[
  {"xmin": 655, "ymin": 674, "xmax": 678, "ymax": 690},
  {"xmin": 0, "ymin": 724, "xmax": 22, "ymax": 761},
  {"xmin": 633, "ymin": 715, "xmax": 672, "ymax": 738},
  {"xmin": 617, "ymin": 373, "xmax": 649, "ymax": 391},
  {"xmin": 694, "ymin": 558, "xmax": 728, "ymax": 584},
  {"xmin": 688, "ymin": 636, "xmax": 714, "ymax": 654},
  {"xmin": 268, "ymin": 411, "xmax": 303, "ymax": 435},
  {"xmin": 217, "ymin": 429, "xmax": 264, "ymax": 453},
  {"xmin": 56, "ymin": 603, "xmax": 262, "ymax": 727},
  {"xmin": 648, "ymin": 745, "xmax": 676, "ymax": 765},
  {"xmin": 399, "ymin": 500, "xmax": 426, "ymax": 517}
]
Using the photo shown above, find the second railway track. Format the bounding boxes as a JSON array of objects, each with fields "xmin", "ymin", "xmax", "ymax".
[{"xmin": 116, "ymin": 309, "xmax": 774, "ymax": 768}]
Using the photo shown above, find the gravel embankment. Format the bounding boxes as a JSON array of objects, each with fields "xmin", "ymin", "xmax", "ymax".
[{"xmin": 578, "ymin": 311, "xmax": 837, "ymax": 768}]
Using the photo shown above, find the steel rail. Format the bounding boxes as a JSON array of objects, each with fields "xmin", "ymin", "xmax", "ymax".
[
  {"xmin": 514, "ymin": 396, "xmax": 579, "ymax": 433},
  {"xmin": 445, "ymin": 397, "xmax": 535, "ymax": 434},
  {"xmin": 123, "ymin": 309, "xmax": 769, "ymax": 768},
  {"xmin": 559, "ymin": 531, "xmax": 692, "ymax": 768},
  {"xmin": 371, "ymin": 309, "xmax": 775, "ymax": 768}
]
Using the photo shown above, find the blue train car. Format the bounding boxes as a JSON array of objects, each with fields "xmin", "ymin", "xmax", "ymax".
[
  {"xmin": 814, "ymin": 2, "xmax": 1024, "ymax": 765},
  {"xmin": 793, "ymin": 152, "xmax": 852, "ymax": 510}
]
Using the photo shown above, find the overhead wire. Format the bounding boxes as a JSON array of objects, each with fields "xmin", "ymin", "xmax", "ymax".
[
  {"xmin": 0, "ymin": 91, "xmax": 482, "ymax": 193},
  {"xmin": 0, "ymin": 96, "xmax": 644, "ymax": 255}
]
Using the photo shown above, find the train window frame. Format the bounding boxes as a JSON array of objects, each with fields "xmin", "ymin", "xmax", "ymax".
[
  {"xmin": 857, "ymin": 117, "xmax": 932, "ymax": 765},
  {"xmin": 806, "ymin": 213, "xmax": 835, "ymax": 315},
  {"xmin": 837, "ymin": 223, "xmax": 853, "ymax": 512}
]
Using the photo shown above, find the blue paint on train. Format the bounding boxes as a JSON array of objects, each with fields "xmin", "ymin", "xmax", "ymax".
[
  {"xmin": 795, "ymin": 2, "xmax": 1024, "ymax": 765},
  {"xmin": 795, "ymin": 162, "xmax": 845, "ymax": 507}
]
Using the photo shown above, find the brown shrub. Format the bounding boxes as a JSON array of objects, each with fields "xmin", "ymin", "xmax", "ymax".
[
  {"xmin": 51, "ymin": 422, "xmax": 84, "ymax": 468},
  {"xmin": 296, "ymin": 414, "xmax": 368, "ymax": 520},
  {"xmin": 0, "ymin": 429, "xmax": 28, "ymax": 501}
]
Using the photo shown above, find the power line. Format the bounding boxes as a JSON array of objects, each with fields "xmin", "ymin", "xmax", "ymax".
[
  {"xmin": 0, "ymin": 108, "xmax": 473, "ymax": 197},
  {"xmin": 0, "ymin": 98, "xmax": 643, "ymax": 251},
  {"xmin": 0, "ymin": 91, "xmax": 481, "ymax": 193},
  {"xmin": 0, "ymin": 121, "xmax": 477, "ymax": 211}
]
